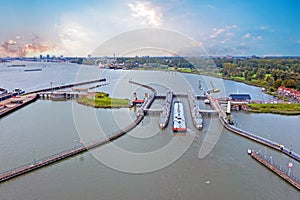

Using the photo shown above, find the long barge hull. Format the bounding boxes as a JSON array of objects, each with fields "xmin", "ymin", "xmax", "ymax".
[{"xmin": 172, "ymin": 101, "xmax": 187, "ymax": 132}]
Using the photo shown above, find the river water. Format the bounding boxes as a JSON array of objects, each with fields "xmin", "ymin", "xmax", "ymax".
[{"xmin": 0, "ymin": 62, "xmax": 299, "ymax": 200}]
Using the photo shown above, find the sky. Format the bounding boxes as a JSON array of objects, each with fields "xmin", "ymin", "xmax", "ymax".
[{"xmin": 0, "ymin": 0, "xmax": 299, "ymax": 57}]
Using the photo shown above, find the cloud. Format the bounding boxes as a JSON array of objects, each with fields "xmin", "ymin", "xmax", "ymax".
[
  {"xmin": 255, "ymin": 35, "xmax": 263, "ymax": 40},
  {"xmin": 128, "ymin": 1, "xmax": 163, "ymax": 26},
  {"xmin": 58, "ymin": 21, "xmax": 96, "ymax": 56},
  {"xmin": 53, "ymin": 1, "xmax": 166, "ymax": 56},
  {"xmin": 209, "ymin": 28, "xmax": 224, "ymax": 39},
  {"xmin": 260, "ymin": 26, "xmax": 267, "ymax": 30},
  {"xmin": 296, "ymin": 40, "xmax": 300, "ymax": 44},
  {"xmin": 0, "ymin": 36, "xmax": 55, "ymax": 57},
  {"xmin": 209, "ymin": 25, "xmax": 238, "ymax": 40},
  {"xmin": 243, "ymin": 33, "xmax": 251, "ymax": 39}
]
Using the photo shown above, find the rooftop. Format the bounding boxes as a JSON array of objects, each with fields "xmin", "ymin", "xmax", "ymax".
[{"xmin": 229, "ymin": 94, "xmax": 251, "ymax": 101}]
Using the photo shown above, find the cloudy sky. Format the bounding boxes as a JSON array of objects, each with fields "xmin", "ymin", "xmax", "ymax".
[{"xmin": 0, "ymin": 0, "xmax": 299, "ymax": 57}]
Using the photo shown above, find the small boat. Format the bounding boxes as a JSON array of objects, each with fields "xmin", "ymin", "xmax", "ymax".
[
  {"xmin": 247, "ymin": 149, "xmax": 252, "ymax": 154},
  {"xmin": 199, "ymin": 80, "xmax": 203, "ymax": 90},
  {"xmin": 204, "ymin": 99, "xmax": 210, "ymax": 104},
  {"xmin": 13, "ymin": 88, "xmax": 25, "ymax": 95},
  {"xmin": 0, "ymin": 88, "xmax": 8, "ymax": 95},
  {"xmin": 23, "ymin": 68, "xmax": 42, "ymax": 72},
  {"xmin": 210, "ymin": 81, "xmax": 220, "ymax": 93},
  {"xmin": 212, "ymin": 88, "xmax": 220, "ymax": 93},
  {"xmin": 8, "ymin": 64, "xmax": 26, "ymax": 67}
]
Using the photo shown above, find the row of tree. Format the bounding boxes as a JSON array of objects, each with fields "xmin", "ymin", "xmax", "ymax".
[
  {"xmin": 214, "ymin": 58, "xmax": 300, "ymax": 90},
  {"xmin": 115, "ymin": 56, "xmax": 300, "ymax": 91}
]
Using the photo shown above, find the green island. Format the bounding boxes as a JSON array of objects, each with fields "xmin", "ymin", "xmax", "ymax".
[
  {"xmin": 77, "ymin": 92, "xmax": 130, "ymax": 108},
  {"xmin": 247, "ymin": 103, "xmax": 300, "ymax": 115}
]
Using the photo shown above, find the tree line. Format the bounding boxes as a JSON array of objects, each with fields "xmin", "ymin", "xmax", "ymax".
[
  {"xmin": 214, "ymin": 57, "xmax": 300, "ymax": 91},
  {"xmin": 115, "ymin": 56, "xmax": 300, "ymax": 91}
]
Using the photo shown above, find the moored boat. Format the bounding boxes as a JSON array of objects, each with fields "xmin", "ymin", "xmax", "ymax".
[
  {"xmin": 204, "ymin": 99, "xmax": 210, "ymax": 104},
  {"xmin": 172, "ymin": 101, "xmax": 187, "ymax": 132}
]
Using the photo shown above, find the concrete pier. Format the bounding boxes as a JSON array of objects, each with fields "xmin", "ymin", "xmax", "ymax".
[
  {"xmin": 0, "ymin": 80, "xmax": 156, "ymax": 184},
  {"xmin": 0, "ymin": 94, "xmax": 39, "ymax": 118},
  {"xmin": 206, "ymin": 94, "xmax": 300, "ymax": 162},
  {"xmin": 250, "ymin": 150, "xmax": 300, "ymax": 190},
  {"xmin": 187, "ymin": 91, "xmax": 203, "ymax": 129},
  {"xmin": 159, "ymin": 91, "xmax": 173, "ymax": 128},
  {"xmin": 27, "ymin": 78, "xmax": 106, "ymax": 94}
]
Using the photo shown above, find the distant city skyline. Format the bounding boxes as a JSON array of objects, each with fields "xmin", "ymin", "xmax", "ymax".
[{"xmin": 0, "ymin": 0, "xmax": 299, "ymax": 57}]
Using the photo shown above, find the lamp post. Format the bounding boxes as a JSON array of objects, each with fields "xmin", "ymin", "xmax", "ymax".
[
  {"xmin": 33, "ymin": 150, "xmax": 36, "ymax": 164},
  {"xmin": 50, "ymin": 81, "xmax": 53, "ymax": 93}
]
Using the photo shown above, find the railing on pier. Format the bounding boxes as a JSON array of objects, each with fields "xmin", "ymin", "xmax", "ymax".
[
  {"xmin": 26, "ymin": 78, "xmax": 107, "ymax": 94},
  {"xmin": 206, "ymin": 94, "xmax": 300, "ymax": 163},
  {"xmin": 0, "ymin": 80, "xmax": 156, "ymax": 184},
  {"xmin": 250, "ymin": 151, "xmax": 300, "ymax": 190},
  {"xmin": 221, "ymin": 117, "xmax": 300, "ymax": 162}
]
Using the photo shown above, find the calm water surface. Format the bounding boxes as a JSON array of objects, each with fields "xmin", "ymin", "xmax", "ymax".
[{"xmin": 0, "ymin": 63, "xmax": 299, "ymax": 200}]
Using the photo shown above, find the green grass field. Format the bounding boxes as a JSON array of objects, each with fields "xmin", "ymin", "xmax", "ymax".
[
  {"xmin": 248, "ymin": 103, "xmax": 300, "ymax": 115},
  {"xmin": 230, "ymin": 76, "xmax": 245, "ymax": 81},
  {"xmin": 176, "ymin": 68, "xmax": 192, "ymax": 73},
  {"xmin": 77, "ymin": 92, "xmax": 130, "ymax": 108}
]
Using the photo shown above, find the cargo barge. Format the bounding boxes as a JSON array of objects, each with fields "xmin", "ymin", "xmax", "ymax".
[
  {"xmin": 159, "ymin": 91, "xmax": 173, "ymax": 128},
  {"xmin": 172, "ymin": 101, "xmax": 187, "ymax": 132}
]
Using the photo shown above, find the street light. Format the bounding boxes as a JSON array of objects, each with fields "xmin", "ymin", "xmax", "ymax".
[
  {"xmin": 33, "ymin": 150, "xmax": 36, "ymax": 164},
  {"xmin": 289, "ymin": 144, "xmax": 293, "ymax": 155},
  {"xmin": 50, "ymin": 81, "xmax": 53, "ymax": 93}
]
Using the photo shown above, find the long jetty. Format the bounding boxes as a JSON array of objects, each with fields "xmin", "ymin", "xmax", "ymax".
[
  {"xmin": 250, "ymin": 151, "xmax": 300, "ymax": 190},
  {"xmin": 221, "ymin": 116, "xmax": 300, "ymax": 162},
  {"xmin": 0, "ymin": 79, "xmax": 107, "ymax": 118},
  {"xmin": 27, "ymin": 78, "xmax": 106, "ymax": 94},
  {"xmin": 0, "ymin": 94, "xmax": 39, "ymax": 118},
  {"xmin": 0, "ymin": 115, "xmax": 143, "ymax": 183},
  {"xmin": 0, "ymin": 80, "xmax": 156, "ymax": 184},
  {"xmin": 207, "ymin": 95, "xmax": 300, "ymax": 163}
]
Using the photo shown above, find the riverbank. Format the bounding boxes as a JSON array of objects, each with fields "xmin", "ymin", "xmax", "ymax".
[
  {"xmin": 76, "ymin": 92, "xmax": 130, "ymax": 108},
  {"xmin": 247, "ymin": 103, "xmax": 300, "ymax": 115},
  {"xmin": 135, "ymin": 67, "xmax": 268, "ymax": 90}
]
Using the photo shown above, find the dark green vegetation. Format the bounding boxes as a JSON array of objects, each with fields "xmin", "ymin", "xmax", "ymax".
[
  {"xmin": 77, "ymin": 92, "xmax": 130, "ymax": 108},
  {"xmin": 214, "ymin": 57, "xmax": 300, "ymax": 91},
  {"xmin": 114, "ymin": 56, "xmax": 300, "ymax": 92},
  {"xmin": 247, "ymin": 103, "xmax": 300, "ymax": 115}
]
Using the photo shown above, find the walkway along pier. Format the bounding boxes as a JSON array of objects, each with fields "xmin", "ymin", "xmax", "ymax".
[
  {"xmin": 0, "ymin": 114, "xmax": 143, "ymax": 183},
  {"xmin": 39, "ymin": 83, "xmax": 110, "ymax": 100},
  {"xmin": 250, "ymin": 150, "xmax": 300, "ymax": 190},
  {"xmin": 0, "ymin": 79, "xmax": 107, "ymax": 118},
  {"xmin": 206, "ymin": 94, "xmax": 300, "ymax": 163},
  {"xmin": 0, "ymin": 94, "xmax": 39, "ymax": 118},
  {"xmin": 221, "ymin": 117, "xmax": 300, "ymax": 162},
  {"xmin": 0, "ymin": 80, "xmax": 156, "ymax": 184},
  {"xmin": 27, "ymin": 78, "xmax": 107, "ymax": 94}
]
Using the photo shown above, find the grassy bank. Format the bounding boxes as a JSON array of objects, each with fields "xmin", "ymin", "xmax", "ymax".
[
  {"xmin": 77, "ymin": 92, "xmax": 130, "ymax": 108},
  {"xmin": 247, "ymin": 103, "xmax": 300, "ymax": 115}
]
